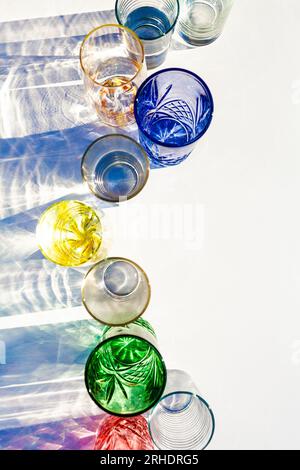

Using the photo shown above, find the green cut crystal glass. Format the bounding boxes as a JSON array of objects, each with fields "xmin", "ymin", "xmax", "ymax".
[
  {"xmin": 101, "ymin": 317, "xmax": 157, "ymax": 340},
  {"xmin": 85, "ymin": 320, "xmax": 166, "ymax": 416}
]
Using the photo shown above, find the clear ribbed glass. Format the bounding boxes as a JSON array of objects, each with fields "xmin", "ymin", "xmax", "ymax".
[
  {"xmin": 148, "ymin": 370, "xmax": 215, "ymax": 450},
  {"xmin": 81, "ymin": 135, "xmax": 149, "ymax": 203},
  {"xmin": 36, "ymin": 200, "xmax": 102, "ymax": 267},
  {"xmin": 81, "ymin": 257, "xmax": 151, "ymax": 326},
  {"xmin": 85, "ymin": 319, "xmax": 167, "ymax": 416},
  {"xmin": 177, "ymin": 0, "xmax": 234, "ymax": 46},
  {"xmin": 80, "ymin": 24, "xmax": 146, "ymax": 127},
  {"xmin": 115, "ymin": 0, "xmax": 179, "ymax": 69}
]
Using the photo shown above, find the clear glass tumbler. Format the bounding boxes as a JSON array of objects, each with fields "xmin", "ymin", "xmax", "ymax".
[
  {"xmin": 134, "ymin": 68, "xmax": 214, "ymax": 166},
  {"xmin": 115, "ymin": 0, "xmax": 179, "ymax": 69},
  {"xmin": 81, "ymin": 135, "xmax": 149, "ymax": 202},
  {"xmin": 81, "ymin": 257, "xmax": 151, "ymax": 326},
  {"xmin": 85, "ymin": 319, "xmax": 167, "ymax": 416},
  {"xmin": 36, "ymin": 200, "xmax": 103, "ymax": 267},
  {"xmin": 177, "ymin": 0, "xmax": 234, "ymax": 46},
  {"xmin": 80, "ymin": 24, "xmax": 146, "ymax": 127},
  {"xmin": 148, "ymin": 369, "xmax": 215, "ymax": 450}
]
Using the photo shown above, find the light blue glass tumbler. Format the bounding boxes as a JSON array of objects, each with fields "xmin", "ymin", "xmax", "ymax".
[
  {"xmin": 134, "ymin": 68, "xmax": 214, "ymax": 167},
  {"xmin": 115, "ymin": 0, "xmax": 179, "ymax": 69},
  {"xmin": 81, "ymin": 135, "xmax": 149, "ymax": 202}
]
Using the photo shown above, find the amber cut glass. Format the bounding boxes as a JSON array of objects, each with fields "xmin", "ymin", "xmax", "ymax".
[{"xmin": 80, "ymin": 24, "xmax": 146, "ymax": 127}]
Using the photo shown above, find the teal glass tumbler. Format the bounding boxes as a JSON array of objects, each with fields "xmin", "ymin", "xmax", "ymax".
[{"xmin": 115, "ymin": 0, "xmax": 179, "ymax": 69}]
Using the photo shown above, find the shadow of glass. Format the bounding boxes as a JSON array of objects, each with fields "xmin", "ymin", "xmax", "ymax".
[
  {"xmin": 0, "ymin": 59, "xmax": 99, "ymax": 138},
  {"xmin": 0, "ymin": 190, "xmax": 112, "ymax": 263},
  {"xmin": 0, "ymin": 320, "xmax": 104, "ymax": 432},
  {"xmin": 0, "ymin": 8, "xmax": 163, "ymax": 445},
  {"xmin": 0, "ymin": 123, "xmax": 117, "ymax": 218},
  {"xmin": 0, "ymin": 12, "xmax": 118, "ymax": 139},
  {"xmin": 0, "ymin": 10, "xmax": 115, "ymax": 45},
  {"xmin": 0, "ymin": 36, "xmax": 84, "ymax": 62},
  {"xmin": 0, "ymin": 414, "xmax": 102, "ymax": 450},
  {"xmin": 0, "ymin": 260, "xmax": 85, "ymax": 317}
]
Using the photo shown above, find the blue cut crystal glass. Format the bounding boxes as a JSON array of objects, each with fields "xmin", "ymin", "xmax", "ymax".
[{"xmin": 134, "ymin": 68, "xmax": 214, "ymax": 167}]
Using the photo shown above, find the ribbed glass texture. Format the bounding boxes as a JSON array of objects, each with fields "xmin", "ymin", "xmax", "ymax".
[
  {"xmin": 80, "ymin": 24, "xmax": 146, "ymax": 126},
  {"xmin": 36, "ymin": 200, "xmax": 102, "ymax": 267},
  {"xmin": 134, "ymin": 68, "xmax": 214, "ymax": 166},
  {"xmin": 149, "ymin": 393, "xmax": 214, "ymax": 449},
  {"xmin": 148, "ymin": 370, "xmax": 215, "ymax": 450},
  {"xmin": 81, "ymin": 135, "xmax": 149, "ymax": 202},
  {"xmin": 177, "ymin": 0, "xmax": 234, "ymax": 46},
  {"xmin": 116, "ymin": 0, "xmax": 179, "ymax": 68}
]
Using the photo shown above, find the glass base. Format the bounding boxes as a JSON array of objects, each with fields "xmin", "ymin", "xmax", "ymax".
[
  {"xmin": 178, "ymin": 31, "xmax": 220, "ymax": 47},
  {"xmin": 177, "ymin": 0, "xmax": 224, "ymax": 47},
  {"xmin": 95, "ymin": 153, "xmax": 139, "ymax": 199},
  {"xmin": 145, "ymin": 50, "xmax": 168, "ymax": 69}
]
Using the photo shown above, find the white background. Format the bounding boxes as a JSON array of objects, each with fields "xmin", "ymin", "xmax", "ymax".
[{"xmin": 1, "ymin": 0, "xmax": 300, "ymax": 450}]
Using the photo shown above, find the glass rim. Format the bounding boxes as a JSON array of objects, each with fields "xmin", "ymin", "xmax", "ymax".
[
  {"xmin": 36, "ymin": 200, "xmax": 102, "ymax": 267},
  {"xmin": 148, "ymin": 390, "xmax": 216, "ymax": 450},
  {"xmin": 79, "ymin": 23, "xmax": 145, "ymax": 88},
  {"xmin": 84, "ymin": 333, "xmax": 167, "ymax": 417},
  {"xmin": 81, "ymin": 256, "xmax": 152, "ymax": 326},
  {"xmin": 81, "ymin": 134, "xmax": 150, "ymax": 203},
  {"xmin": 134, "ymin": 67, "xmax": 214, "ymax": 148},
  {"xmin": 115, "ymin": 0, "xmax": 180, "ymax": 40}
]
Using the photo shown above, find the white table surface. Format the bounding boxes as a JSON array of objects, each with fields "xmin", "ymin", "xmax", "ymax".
[{"xmin": 1, "ymin": 0, "xmax": 300, "ymax": 451}]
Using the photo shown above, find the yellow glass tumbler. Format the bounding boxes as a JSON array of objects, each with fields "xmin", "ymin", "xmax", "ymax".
[{"xmin": 36, "ymin": 200, "xmax": 102, "ymax": 267}]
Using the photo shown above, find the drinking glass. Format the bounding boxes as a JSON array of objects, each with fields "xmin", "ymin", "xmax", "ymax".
[
  {"xmin": 134, "ymin": 68, "xmax": 214, "ymax": 166},
  {"xmin": 85, "ymin": 319, "xmax": 167, "ymax": 416},
  {"xmin": 115, "ymin": 0, "xmax": 179, "ymax": 69},
  {"xmin": 81, "ymin": 135, "xmax": 149, "ymax": 203},
  {"xmin": 80, "ymin": 24, "xmax": 146, "ymax": 127},
  {"xmin": 81, "ymin": 257, "xmax": 151, "ymax": 326},
  {"xmin": 148, "ymin": 369, "xmax": 215, "ymax": 450},
  {"xmin": 94, "ymin": 415, "xmax": 154, "ymax": 450},
  {"xmin": 36, "ymin": 200, "xmax": 102, "ymax": 267},
  {"xmin": 177, "ymin": 0, "xmax": 234, "ymax": 46}
]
